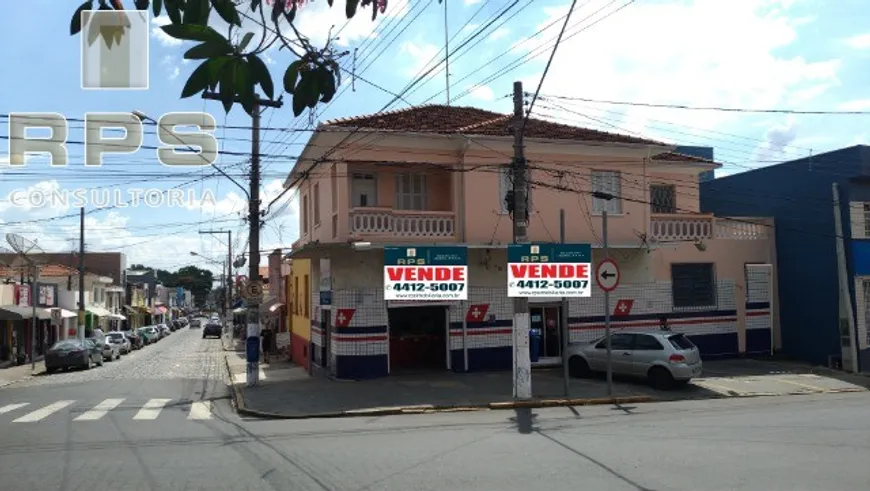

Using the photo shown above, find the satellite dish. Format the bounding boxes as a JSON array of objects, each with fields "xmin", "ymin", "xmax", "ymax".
[{"xmin": 6, "ymin": 233, "xmax": 45, "ymax": 264}]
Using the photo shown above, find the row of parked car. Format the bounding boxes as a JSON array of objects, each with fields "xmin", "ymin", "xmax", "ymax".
[{"xmin": 43, "ymin": 317, "xmax": 191, "ymax": 373}]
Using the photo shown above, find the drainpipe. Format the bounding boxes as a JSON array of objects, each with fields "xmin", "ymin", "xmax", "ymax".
[{"xmin": 457, "ymin": 137, "xmax": 471, "ymax": 243}]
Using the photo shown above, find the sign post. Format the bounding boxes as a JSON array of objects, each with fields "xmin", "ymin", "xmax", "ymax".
[
  {"xmin": 384, "ymin": 247, "xmax": 468, "ymax": 301},
  {"xmin": 597, "ymin": 211, "xmax": 619, "ymax": 396}
]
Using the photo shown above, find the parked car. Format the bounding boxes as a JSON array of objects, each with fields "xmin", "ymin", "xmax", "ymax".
[
  {"xmin": 106, "ymin": 332, "xmax": 131, "ymax": 354},
  {"xmin": 202, "ymin": 322, "xmax": 222, "ymax": 339},
  {"xmin": 138, "ymin": 326, "xmax": 158, "ymax": 344},
  {"xmin": 158, "ymin": 324, "xmax": 171, "ymax": 338},
  {"xmin": 100, "ymin": 335, "xmax": 122, "ymax": 361},
  {"xmin": 566, "ymin": 330, "xmax": 703, "ymax": 389},
  {"xmin": 123, "ymin": 330, "xmax": 143, "ymax": 350},
  {"xmin": 44, "ymin": 339, "xmax": 103, "ymax": 372},
  {"xmin": 190, "ymin": 318, "xmax": 201, "ymax": 328}
]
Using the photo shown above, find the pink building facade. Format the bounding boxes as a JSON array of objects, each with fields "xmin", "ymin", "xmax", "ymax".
[{"xmin": 287, "ymin": 106, "xmax": 778, "ymax": 380}]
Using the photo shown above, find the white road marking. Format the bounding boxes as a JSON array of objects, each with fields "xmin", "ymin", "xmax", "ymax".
[
  {"xmin": 74, "ymin": 398, "xmax": 125, "ymax": 421},
  {"xmin": 0, "ymin": 403, "xmax": 29, "ymax": 414},
  {"xmin": 187, "ymin": 401, "xmax": 211, "ymax": 420},
  {"xmin": 260, "ymin": 369, "xmax": 267, "ymax": 380},
  {"xmin": 13, "ymin": 400, "xmax": 75, "ymax": 423},
  {"xmin": 133, "ymin": 398, "xmax": 171, "ymax": 420}
]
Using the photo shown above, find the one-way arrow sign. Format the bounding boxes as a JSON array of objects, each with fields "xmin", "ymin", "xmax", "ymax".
[{"xmin": 595, "ymin": 259, "xmax": 620, "ymax": 292}]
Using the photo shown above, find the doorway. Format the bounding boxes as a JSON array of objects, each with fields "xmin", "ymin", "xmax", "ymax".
[
  {"xmin": 530, "ymin": 305, "xmax": 562, "ymax": 358},
  {"xmin": 388, "ymin": 306, "xmax": 447, "ymax": 372}
]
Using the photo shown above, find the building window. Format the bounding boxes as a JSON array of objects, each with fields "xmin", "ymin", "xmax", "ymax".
[
  {"xmin": 591, "ymin": 170, "xmax": 622, "ymax": 214},
  {"xmin": 351, "ymin": 173, "xmax": 377, "ymax": 207},
  {"xmin": 395, "ymin": 173, "xmax": 427, "ymax": 210},
  {"xmin": 303, "ymin": 274, "xmax": 309, "ymax": 318},
  {"xmin": 302, "ymin": 194, "xmax": 309, "ymax": 234},
  {"xmin": 863, "ymin": 203, "xmax": 870, "ymax": 237},
  {"xmin": 671, "ymin": 263, "xmax": 716, "ymax": 308},
  {"xmin": 293, "ymin": 276, "xmax": 299, "ymax": 315},
  {"xmin": 650, "ymin": 184, "xmax": 676, "ymax": 213},
  {"xmin": 313, "ymin": 183, "xmax": 321, "ymax": 225}
]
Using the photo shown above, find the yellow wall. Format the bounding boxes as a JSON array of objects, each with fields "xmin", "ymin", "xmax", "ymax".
[{"xmin": 290, "ymin": 259, "xmax": 311, "ymax": 341}]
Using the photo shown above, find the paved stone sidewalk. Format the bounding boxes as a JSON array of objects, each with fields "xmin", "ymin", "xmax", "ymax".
[
  {"xmin": 223, "ymin": 356, "xmax": 870, "ymax": 418},
  {"xmin": 0, "ymin": 362, "xmax": 44, "ymax": 388}
]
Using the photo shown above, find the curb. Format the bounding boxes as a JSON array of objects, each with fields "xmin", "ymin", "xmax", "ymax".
[{"xmin": 222, "ymin": 356, "xmax": 655, "ymax": 420}]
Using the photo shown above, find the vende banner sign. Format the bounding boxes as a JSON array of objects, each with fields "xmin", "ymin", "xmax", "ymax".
[
  {"xmin": 384, "ymin": 246, "xmax": 468, "ymax": 301},
  {"xmin": 507, "ymin": 244, "xmax": 592, "ymax": 297}
]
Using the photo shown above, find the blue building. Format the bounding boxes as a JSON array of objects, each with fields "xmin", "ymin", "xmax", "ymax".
[{"xmin": 700, "ymin": 145, "xmax": 870, "ymax": 372}]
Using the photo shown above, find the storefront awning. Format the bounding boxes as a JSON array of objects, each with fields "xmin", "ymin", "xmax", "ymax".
[
  {"xmin": 152, "ymin": 306, "xmax": 168, "ymax": 315},
  {"xmin": 133, "ymin": 306, "xmax": 150, "ymax": 313},
  {"xmin": 109, "ymin": 313, "xmax": 126, "ymax": 321},
  {"xmin": 123, "ymin": 305, "xmax": 136, "ymax": 313},
  {"xmin": 232, "ymin": 307, "xmax": 247, "ymax": 314},
  {"xmin": 0, "ymin": 305, "xmax": 52, "ymax": 320},
  {"xmin": 87, "ymin": 306, "xmax": 113, "ymax": 317}
]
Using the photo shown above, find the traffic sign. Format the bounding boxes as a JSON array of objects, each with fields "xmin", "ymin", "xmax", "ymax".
[
  {"xmin": 595, "ymin": 259, "xmax": 620, "ymax": 292},
  {"xmin": 244, "ymin": 281, "xmax": 263, "ymax": 300},
  {"xmin": 50, "ymin": 308, "xmax": 62, "ymax": 324}
]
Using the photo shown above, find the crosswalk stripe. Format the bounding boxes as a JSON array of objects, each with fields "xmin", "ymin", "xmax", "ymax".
[
  {"xmin": 13, "ymin": 401, "xmax": 75, "ymax": 423},
  {"xmin": 0, "ymin": 403, "xmax": 29, "ymax": 414},
  {"xmin": 133, "ymin": 398, "xmax": 171, "ymax": 420},
  {"xmin": 74, "ymin": 398, "xmax": 125, "ymax": 421},
  {"xmin": 187, "ymin": 401, "xmax": 211, "ymax": 420}
]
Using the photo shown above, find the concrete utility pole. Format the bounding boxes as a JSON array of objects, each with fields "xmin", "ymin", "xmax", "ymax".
[
  {"xmin": 29, "ymin": 266, "xmax": 39, "ymax": 370},
  {"xmin": 559, "ymin": 208, "xmax": 570, "ymax": 397},
  {"xmin": 78, "ymin": 207, "xmax": 86, "ymax": 342},
  {"xmin": 199, "ymin": 230, "xmax": 233, "ymax": 325},
  {"xmin": 511, "ymin": 81, "xmax": 532, "ymax": 400},
  {"xmin": 202, "ymin": 92, "xmax": 282, "ymax": 387}
]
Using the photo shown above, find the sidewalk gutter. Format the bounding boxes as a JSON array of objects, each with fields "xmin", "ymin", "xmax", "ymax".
[{"xmin": 223, "ymin": 355, "xmax": 655, "ymax": 420}]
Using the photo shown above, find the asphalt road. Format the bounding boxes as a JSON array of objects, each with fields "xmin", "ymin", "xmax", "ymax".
[{"xmin": 1, "ymin": 328, "xmax": 869, "ymax": 491}]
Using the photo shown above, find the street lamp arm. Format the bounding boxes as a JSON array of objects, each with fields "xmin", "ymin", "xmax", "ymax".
[{"xmin": 132, "ymin": 110, "xmax": 250, "ymax": 198}]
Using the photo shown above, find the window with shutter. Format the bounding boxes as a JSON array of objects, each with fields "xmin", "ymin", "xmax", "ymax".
[
  {"xmin": 650, "ymin": 184, "xmax": 676, "ymax": 213},
  {"xmin": 671, "ymin": 263, "xmax": 716, "ymax": 308},
  {"xmin": 395, "ymin": 173, "xmax": 427, "ymax": 210}
]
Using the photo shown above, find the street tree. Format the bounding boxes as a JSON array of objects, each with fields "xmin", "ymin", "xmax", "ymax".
[{"xmin": 69, "ymin": 0, "xmax": 429, "ymax": 117}]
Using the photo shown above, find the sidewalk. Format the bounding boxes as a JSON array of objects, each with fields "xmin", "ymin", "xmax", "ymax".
[
  {"xmin": 223, "ymin": 354, "xmax": 658, "ymax": 419},
  {"xmin": 0, "ymin": 361, "xmax": 45, "ymax": 388}
]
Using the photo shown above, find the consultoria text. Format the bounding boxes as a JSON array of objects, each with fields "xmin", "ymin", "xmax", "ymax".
[{"xmin": 7, "ymin": 188, "xmax": 217, "ymax": 209}]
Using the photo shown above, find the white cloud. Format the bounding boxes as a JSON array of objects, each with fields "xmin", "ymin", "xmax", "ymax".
[
  {"xmin": 515, "ymin": 0, "xmax": 840, "ymax": 152},
  {"xmin": 399, "ymin": 41, "xmax": 441, "ymax": 77},
  {"xmin": 161, "ymin": 54, "xmax": 182, "ymax": 81},
  {"xmin": 468, "ymin": 85, "xmax": 495, "ymax": 101},
  {"xmin": 464, "ymin": 0, "xmax": 483, "ymax": 5},
  {"xmin": 150, "ymin": 15, "xmax": 182, "ymax": 47},
  {"xmin": 487, "ymin": 27, "xmax": 510, "ymax": 42},
  {"xmin": 0, "ymin": 180, "xmax": 70, "ymax": 218},
  {"xmin": 844, "ymin": 33, "xmax": 870, "ymax": 49},
  {"xmin": 839, "ymin": 99, "xmax": 870, "ymax": 111}
]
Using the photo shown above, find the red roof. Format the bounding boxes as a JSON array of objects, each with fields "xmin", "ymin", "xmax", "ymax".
[
  {"xmin": 651, "ymin": 151, "xmax": 716, "ymax": 164},
  {"xmin": 322, "ymin": 105, "xmax": 664, "ymax": 145}
]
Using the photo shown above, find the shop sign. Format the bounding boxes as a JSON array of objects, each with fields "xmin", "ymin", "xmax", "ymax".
[
  {"xmin": 384, "ymin": 246, "xmax": 468, "ymax": 301},
  {"xmin": 507, "ymin": 244, "xmax": 592, "ymax": 298}
]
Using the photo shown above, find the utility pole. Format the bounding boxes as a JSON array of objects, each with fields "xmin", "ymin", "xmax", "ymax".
[
  {"xmin": 78, "ymin": 207, "xmax": 86, "ymax": 342},
  {"xmin": 199, "ymin": 230, "xmax": 233, "ymax": 326},
  {"xmin": 29, "ymin": 265, "xmax": 39, "ymax": 370},
  {"xmin": 559, "ymin": 208, "xmax": 569, "ymax": 397},
  {"xmin": 202, "ymin": 92, "xmax": 282, "ymax": 387},
  {"xmin": 602, "ymin": 209, "xmax": 613, "ymax": 395},
  {"xmin": 511, "ymin": 81, "xmax": 532, "ymax": 400},
  {"xmin": 832, "ymin": 183, "xmax": 859, "ymax": 373}
]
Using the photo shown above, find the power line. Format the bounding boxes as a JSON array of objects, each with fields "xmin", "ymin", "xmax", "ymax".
[{"xmin": 536, "ymin": 94, "xmax": 870, "ymax": 115}]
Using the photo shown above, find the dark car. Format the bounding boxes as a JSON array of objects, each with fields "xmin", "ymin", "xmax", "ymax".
[
  {"xmin": 123, "ymin": 330, "xmax": 143, "ymax": 349},
  {"xmin": 44, "ymin": 339, "xmax": 104, "ymax": 373},
  {"xmin": 202, "ymin": 323, "xmax": 222, "ymax": 339}
]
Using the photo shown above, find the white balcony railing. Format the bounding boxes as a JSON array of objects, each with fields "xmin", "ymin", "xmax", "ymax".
[
  {"xmin": 650, "ymin": 214, "xmax": 768, "ymax": 241},
  {"xmin": 350, "ymin": 208, "xmax": 456, "ymax": 238}
]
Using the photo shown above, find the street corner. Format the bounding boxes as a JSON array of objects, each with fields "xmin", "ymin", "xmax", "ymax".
[{"xmin": 690, "ymin": 371, "xmax": 868, "ymax": 398}]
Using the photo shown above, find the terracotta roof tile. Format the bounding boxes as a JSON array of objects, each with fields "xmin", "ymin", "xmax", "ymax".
[
  {"xmin": 651, "ymin": 152, "xmax": 717, "ymax": 164},
  {"xmin": 322, "ymin": 105, "xmax": 664, "ymax": 145},
  {"xmin": 0, "ymin": 263, "xmax": 78, "ymax": 278}
]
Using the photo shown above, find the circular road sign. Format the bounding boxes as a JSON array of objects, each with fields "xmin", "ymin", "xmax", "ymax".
[
  {"xmin": 595, "ymin": 259, "xmax": 620, "ymax": 292},
  {"xmin": 244, "ymin": 281, "xmax": 263, "ymax": 299}
]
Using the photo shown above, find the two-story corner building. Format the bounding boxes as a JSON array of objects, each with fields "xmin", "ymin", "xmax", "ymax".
[
  {"xmin": 284, "ymin": 105, "xmax": 778, "ymax": 380},
  {"xmin": 701, "ymin": 145, "xmax": 870, "ymax": 373}
]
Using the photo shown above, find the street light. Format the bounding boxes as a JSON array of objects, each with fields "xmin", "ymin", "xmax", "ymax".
[{"xmin": 131, "ymin": 109, "xmax": 248, "ymax": 197}]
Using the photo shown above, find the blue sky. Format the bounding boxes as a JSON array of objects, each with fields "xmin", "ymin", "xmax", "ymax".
[{"xmin": 1, "ymin": 0, "xmax": 869, "ymax": 273}]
